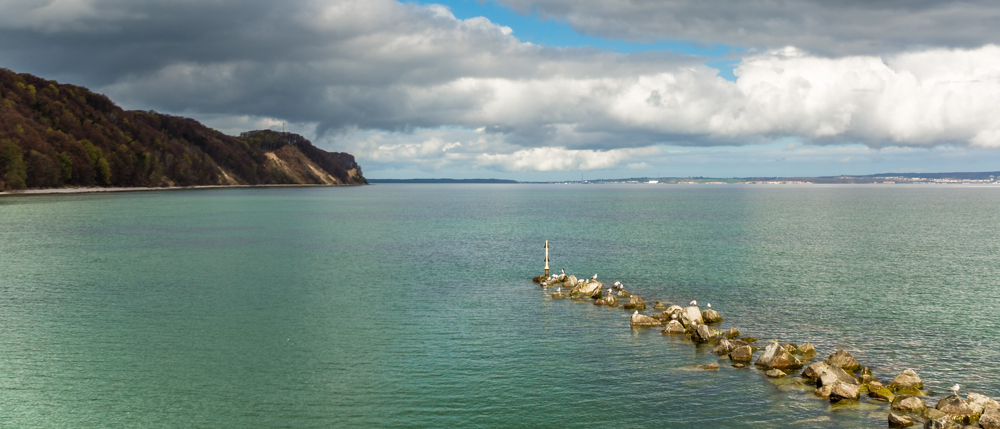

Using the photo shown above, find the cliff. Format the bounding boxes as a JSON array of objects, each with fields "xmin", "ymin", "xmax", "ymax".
[{"xmin": 0, "ymin": 68, "xmax": 366, "ymax": 191}]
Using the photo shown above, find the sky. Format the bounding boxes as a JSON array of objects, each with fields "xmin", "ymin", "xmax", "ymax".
[{"xmin": 2, "ymin": 0, "xmax": 1000, "ymax": 180}]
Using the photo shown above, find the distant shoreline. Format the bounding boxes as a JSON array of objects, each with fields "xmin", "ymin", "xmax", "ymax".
[{"xmin": 0, "ymin": 183, "xmax": 362, "ymax": 197}]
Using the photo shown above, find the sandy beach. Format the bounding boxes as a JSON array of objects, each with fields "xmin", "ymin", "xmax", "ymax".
[{"xmin": 0, "ymin": 183, "xmax": 357, "ymax": 197}]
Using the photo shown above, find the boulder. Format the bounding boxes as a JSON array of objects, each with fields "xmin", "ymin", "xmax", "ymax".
[
  {"xmin": 892, "ymin": 395, "xmax": 927, "ymax": 413},
  {"xmin": 732, "ymin": 363, "xmax": 746, "ymax": 369},
  {"xmin": 923, "ymin": 409, "xmax": 946, "ymax": 420},
  {"xmin": 701, "ymin": 362, "xmax": 719, "ymax": 370},
  {"xmin": 679, "ymin": 306, "xmax": 704, "ymax": 328},
  {"xmin": 766, "ymin": 369, "xmax": 786, "ymax": 378},
  {"xmin": 594, "ymin": 299, "xmax": 606, "ymax": 305},
  {"xmin": 665, "ymin": 305, "xmax": 683, "ymax": 317},
  {"xmin": 651, "ymin": 311, "xmax": 674, "ymax": 321},
  {"xmin": 630, "ymin": 312, "xmax": 662, "ymax": 327},
  {"xmin": 888, "ymin": 412, "xmax": 917, "ymax": 428},
  {"xmin": 754, "ymin": 341, "xmax": 803, "ymax": 370},
  {"xmin": 551, "ymin": 291, "xmax": 567, "ymax": 299},
  {"xmin": 661, "ymin": 320, "xmax": 686, "ymax": 335},
  {"xmin": 567, "ymin": 275, "xmax": 578, "ymax": 286},
  {"xmin": 857, "ymin": 367, "xmax": 873, "ymax": 385},
  {"xmin": 532, "ymin": 275, "xmax": 545, "ymax": 283},
  {"xmin": 653, "ymin": 301, "xmax": 669, "ymax": 310},
  {"xmin": 571, "ymin": 281, "xmax": 601, "ymax": 297},
  {"xmin": 603, "ymin": 294, "xmax": 619, "ymax": 306},
  {"xmin": 814, "ymin": 385, "xmax": 834, "ymax": 399},
  {"xmin": 934, "ymin": 395, "xmax": 976, "ymax": 424},
  {"xmin": 590, "ymin": 287, "xmax": 604, "ymax": 299},
  {"xmin": 888, "ymin": 369, "xmax": 924, "ymax": 394},
  {"xmin": 692, "ymin": 324, "xmax": 716, "ymax": 343},
  {"xmin": 801, "ymin": 361, "xmax": 829, "ymax": 381},
  {"xmin": 798, "ymin": 343, "xmax": 817, "ymax": 359},
  {"xmin": 817, "ymin": 365, "xmax": 859, "ymax": 388},
  {"xmin": 781, "ymin": 343, "xmax": 798, "ymax": 354},
  {"xmin": 724, "ymin": 328, "xmax": 740, "ymax": 338},
  {"xmin": 729, "ymin": 345, "xmax": 754, "ymax": 363},
  {"xmin": 712, "ymin": 338, "xmax": 737, "ymax": 355},
  {"xmin": 825, "ymin": 349, "xmax": 862, "ymax": 372},
  {"xmin": 923, "ymin": 419, "xmax": 963, "ymax": 429},
  {"xmin": 621, "ymin": 295, "xmax": 646, "ymax": 310},
  {"xmin": 980, "ymin": 406, "xmax": 1000, "ymax": 429},
  {"xmin": 868, "ymin": 381, "xmax": 894, "ymax": 401},
  {"xmin": 617, "ymin": 290, "xmax": 632, "ymax": 298},
  {"xmin": 702, "ymin": 309, "xmax": 723, "ymax": 323},
  {"xmin": 966, "ymin": 392, "xmax": 1000, "ymax": 417},
  {"xmin": 829, "ymin": 382, "xmax": 860, "ymax": 402}
]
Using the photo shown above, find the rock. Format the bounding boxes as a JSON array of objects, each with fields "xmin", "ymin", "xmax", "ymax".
[
  {"xmin": 661, "ymin": 320, "xmax": 686, "ymax": 334},
  {"xmin": 702, "ymin": 309, "xmax": 723, "ymax": 323},
  {"xmin": 766, "ymin": 369, "xmax": 786, "ymax": 378},
  {"xmin": 650, "ymin": 311, "xmax": 673, "ymax": 321},
  {"xmin": 729, "ymin": 345, "xmax": 754, "ymax": 363},
  {"xmin": 754, "ymin": 341, "xmax": 803, "ymax": 370},
  {"xmin": 724, "ymin": 328, "xmax": 740, "ymax": 338},
  {"xmin": 980, "ymin": 406, "xmax": 1000, "ymax": 429},
  {"xmin": 935, "ymin": 395, "xmax": 976, "ymax": 424},
  {"xmin": 923, "ymin": 419, "xmax": 963, "ymax": 429},
  {"xmin": 603, "ymin": 294, "xmax": 619, "ymax": 306},
  {"xmin": 571, "ymin": 281, "xmax": 601, "ymax": 297},
  {"xmin": 712, "ymin": 338, "xmax": 737, "ymax": 355},
  {"xmin": 665, "ymin": 305, "xmax": 683, "ymax": 316},
  {"xmin": 742, "ymin": 337, "xmax": 758, "ymax": 343},
  {"xmin": 888, "ymin": 369, "xmax": 924, "ymax": 394},
  {"xmin": 889, "ymin": 412, "xmax": 917, "ymax": 427},
  {"xmin": 590, "ymin": 287, "xmax": 604, "ymax": 299},
  {"xmin": 825, "ymin": 349, "xmax": 862, "ymax": 372},
  {"xmin": 532, "ymin": 275, "xmax": 545, "ymax": 283},
  {"xmin": 868, "ymin": 381, "xmax": 894, "ymax": 401},
  {"xmin": 551, "ymin": 291, "xmax": 567, "ymax": 299},
  {"xmin": 679, "ymin": 306, "xmax": 704, "ymax": 328},
  {"xmin": 630, "ymin": 312, "xmax": 662, "ymax": 327},
  {"xmin": 801, "ymin": 362, "xmax": 830, "ymax": 382},
  {"xmin": 692, "ymin": 324, "xmax": 715, "ymax": 343},
  {"xmin": 829, "ymin": 382, "xmax": 860, "ymax": 402},
  {"xmin": 617, "ymin": 290, "xmax": 632, "ymax": 298},
  {"xmin": 924, "ymin": 409, "xmax": 946, "ymax": 420},
  {"xmin": 892, "ymin": 395, "xmax": 927, "ymax": 413},
  {"xmin": 567, "ymin": 275, "xmax": 578, "ymax": 286},
  {"xmin": 701, "ymin": 362, "xmax": 719, "ymax": 370},
  {"xmin": 653, "ymin": 301, "xmax": 669, "ymax": 310},
  {"xmin": 966, "ymin": 392, "xmax": 999, "ymax": 417},
  {"xmin": 781, "ymin": 343, "xmax": 798, "ymax": 354},
  {"xmin": 814, "ymin": 385, "xmax": 834, "ymax": 399},
  {"xmin": 817, "ymin": 364, "xmax": 859, "ymax": 388},
  {"xmin": 858, "ymin": 366, "xmax": 873, "ymax": 385},
  {"xmin": 621, "ymin": 295, "xmax": 646, "ymax": 310},
  {"xmin": 798, "ymin": 343, "xmax": 817, "ymax": 358}
]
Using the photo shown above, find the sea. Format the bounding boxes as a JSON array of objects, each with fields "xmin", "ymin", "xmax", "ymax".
[{"xmin": 1, "ymin": 184, "xmax": 998, "ymax": 428}]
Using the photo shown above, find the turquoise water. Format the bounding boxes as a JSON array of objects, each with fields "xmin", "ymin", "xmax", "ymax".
[{"xmin": 1, "ymin": 184, "xmax": 999, "ymax": 428}]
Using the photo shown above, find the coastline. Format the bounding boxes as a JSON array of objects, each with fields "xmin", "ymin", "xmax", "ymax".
[{"xmin": 0, "ymin": 183, "xmax": 363, "ymax": 197}]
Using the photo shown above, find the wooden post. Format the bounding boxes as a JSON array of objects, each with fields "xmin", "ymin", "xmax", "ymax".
[{"xmin": 544, "ymin": 240, "xmax": 550, "ymax": 277}]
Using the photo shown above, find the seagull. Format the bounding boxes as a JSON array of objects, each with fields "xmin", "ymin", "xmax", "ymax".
[
  {"xmin": 592, "ymin": 274, "xmax": 598, "ymax": 281},
  {"xmin": 561, "ymin": 268, "xmax": 566, "ymax": 275},
  {"xmin": 607, "ymin": 288, "xmax": 613, "ymax": 296},
  {"xmin": 949, "ymin": 384, "xmax": 960, "ymax": 396},
  {"xmin": 690, "ymin": 300, "xmax": 697, "ymax": 306},
  {"xmin": 707, "ymin": 303, "xmax": 712, "ymax": 308},
  {"xmin": 633, "ymin": 310, "xmax": 638, "ymax": 316},
  {"xmin": 671, "ymin": 313, "xmax": 678, "ymax": 320},
  {"xmin": 557, "ymin": 287, "xmax": 561, "ymax": 293}
]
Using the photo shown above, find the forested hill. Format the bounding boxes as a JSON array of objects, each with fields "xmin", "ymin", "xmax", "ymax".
[{"xmin": 0, "ymin": 68, "xmax": 366, "ymax": 191}]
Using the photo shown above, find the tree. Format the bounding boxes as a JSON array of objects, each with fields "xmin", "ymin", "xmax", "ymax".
[{"xmin": 0, "ymin": 138, "xmax": 27, "ymax": 189}]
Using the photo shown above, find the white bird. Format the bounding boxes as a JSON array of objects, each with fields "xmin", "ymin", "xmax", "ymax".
[
  {"xmin": 690, "ymin": 300, "xmax": 697, "ymax": 306},
  {"xmin": 541, "ymin": 282, "xmax": 547, "ymax": 286},
  {"xmin": 707, "ymin": 303, "xmax": 712, "ymax": 308},
  {"xmin": 607, "ymin": 288, "xmax": 612, "ymax": 296},
  {"xmin": 633, "ymin": 310, "xmax": 638, "ymax": 316},
  {"xmin": 557, "ymin": 287, "xmax": 561, "ymax": 293},
  {"xmin": 614, "ymin": 281, "xmax": 621, "ymax": 287},
  {"xmin": 592, "ymin": 274, "xmax": 598, "ymax": 280},
  {"xmin": 671, "ymin": 314, "xmax": 678, "ymax": 320},
  {"xmin": 949, "ymin": 384, "xmax": 960, "ymax": 396},
  {"xmin": 561, "ymin": 268, "xmax": 566, "ymax": 275}
]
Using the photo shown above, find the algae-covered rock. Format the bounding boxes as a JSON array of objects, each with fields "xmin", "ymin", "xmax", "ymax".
[
  {"xmin": 701, "ymin": 362, "xmax": 719, "ymax": 370},
  {"xmin": 802, "ymin": 362, "xmax": 830, "ymax": 382},
  {"xmin": 754, "ymin": 341, "xmax": 803, "ymax": 370},
  {"xmin": 980, "ymin": 405, "xmax": 1000, "ymax": 429},
  {"xmin": 888, "ymin": 412, "xmax": 917, "ymax": 427},
  {"xmin": 781, "ymin": 343, "xmax": 798, "ymax": 354},
  {"xmin": 888, "ymin": 369, "xmax": 924, "ymax": 394},
  {"xmin": 825, "ymin": 350, "xmax": 862, "ymax": 372},
  {"xmin": 966, "ymin": 392, "xmax": 999, "ymax": 417},
  {"xmin": 602, "ymin": 294, "xmax": 619, "ymax": 306},
  {"xmin": 892, "ymin": 395, "xmax": 927, "ymax": 412},
  {"xmin": 661, "ymin": 320, "xmax": 686, "ymax": 335},
  {"xmin": 798, "ymin": 343, "xmax": 817, "ymax": 359},
  {"xmin": 817, "ymin": 364, "xmax": 858, "ymax": 388},
  {"xmin": 814, "ymin": 385, "xmax": 833, "ymax": 399},
  {"xmin": 532, "ymin": 275, "xmax": 545, "ymax": 283},
  {"xmin": 551, "ymin": 290, "xmax": 567, "ymax": 299},
  {"xmin": 934, "ymin": 395, "xmax": 977, "ymax": 424},
  {"xmin": 630, "ymin": 312, "xmax": 662, "ymax": 327},
  {"xmin": 766, "ymin": 369, "xmax": 786, "ymax": 378},
  {"xmin": 653, "ymin": 301, "xmax": 669, "ymax": 310},
  {"xmin": 665, "ymin": 304, "xmax": 683, "ymax": 316},
  {"xmin": 829, "ymin": 382, "xmax": 860, "ymax": 402},
  {"xmin": 724, "ymin": 328, "xmax": 740, "ymax": 339},
  {"xmin": 742, "ymin": 337, "xmax": 758, "ymax": 343},
  {"xmin": 732, "ymin": 363, "xmax": 746, "ymax": 369},
  {"xmin": 702, "ymin": 309, "xmax": 723, "ymax": 323},
  {"xmin": 729, "ymin": 345, "xmax": 754, "ymax": 363},
  {"xmin": 857, "ymin": 366, "xmax": 873, "ymax": 385},
  {"xmin": 867, "ymin": 381, "xmax": 894, "ymax": 401},
  {"xmin": 651, "ymin": 311, "xmax": 673, "ymax": 321},
  {"xmin": 923, "ymin": 418, "xmax": 963, "ymax": 429}
]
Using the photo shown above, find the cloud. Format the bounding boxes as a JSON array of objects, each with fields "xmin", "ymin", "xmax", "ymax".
[
  {"xmin": 2, "ymin": 0, "xmax": 1000, "ymax": 174},
  {"xmin": 495, "ymin": 0, "xmax": 1000, "ymax": 56}
]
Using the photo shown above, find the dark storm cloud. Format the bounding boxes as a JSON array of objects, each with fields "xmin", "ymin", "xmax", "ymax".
[{"xmin": 497, "ymin": 0, "xmax": 1000, "ymax": 55}]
